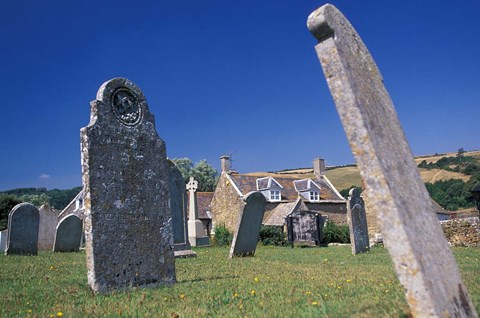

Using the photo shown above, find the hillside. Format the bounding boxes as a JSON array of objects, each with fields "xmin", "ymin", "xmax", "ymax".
[{"xmin": 269, "ymin": 150, "xmax": 479, "ymax": 191}]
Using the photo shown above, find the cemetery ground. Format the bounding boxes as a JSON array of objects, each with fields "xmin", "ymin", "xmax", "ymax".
[{"xmin": 1, "ymin": 246, "xmax": 479, "ymax": 317}]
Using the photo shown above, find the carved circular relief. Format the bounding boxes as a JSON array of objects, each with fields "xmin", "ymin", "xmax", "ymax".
[{"xmin": 111, "ymin": 88, "xmax": 141, "ymax": 125}]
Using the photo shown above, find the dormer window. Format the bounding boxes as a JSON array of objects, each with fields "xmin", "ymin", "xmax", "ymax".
[
  {"xmin": 256, "ymin": 176, "xmax": 283, "ymax": 202},
  {"xmin": 309, "ymin": 191, "xmax": 320, "ymax": 202},
  {"xmin": 294, "ymin": 178, "xmax": 321, "ymax": 202},
  {"xmin": 270, "ymin": 190, "xmax": 281, "ymax": 202}
]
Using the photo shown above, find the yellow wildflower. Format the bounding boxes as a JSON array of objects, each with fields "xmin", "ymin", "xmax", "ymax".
[
  {"xmin": 254, "ymin": 277, "xmax": 259, "ymax": 282},
  {"xmin": 312, "ymin": 301, "xmax": 318, "ymax": 305},
  {"xmin": 56, "ymin": 312, "xmax": 63, "ymax": 317},
  {"xmin": 233, "ymin": 293, "xmax": 239, "ymax": 298},
  {"xmin": 305, "ymin": 291, "xmax": 312, "ymax": 295},
  {"xmin": 179, "ymin": 294, "xmax": 185, "ymax": 299},
  {"xmin": 346, "ymin": 279, "xmax": 351, "ymax": 283},
  {"xmin": 251, "ymin": 290, "xmax": 256, "ymax": 296}
]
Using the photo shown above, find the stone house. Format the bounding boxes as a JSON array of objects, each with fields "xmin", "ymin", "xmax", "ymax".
[{"xmin": 210, "ymin": 157, "xmax": 347, "ymax": 233}]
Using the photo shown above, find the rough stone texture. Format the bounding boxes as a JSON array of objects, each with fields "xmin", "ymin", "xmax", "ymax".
[
  {"xmin": 167, "ymin": 160, "xmax": 196, "ymax": 258},
  {"xmin": 347, "ymin": 188, "xmax": 369, "ymax": 254},
  {"xmin": 38, "ymin": 204, "xmax": 58, "ymax": 251},
  {"xmin": 53, "ymin": 214, "xmax": 83, "ymax": 252},
  {"xmin": 210, "ymin": 173, "xmax": 249, "ymax": 233},
  {"xmin": 229, "ymin": 191, "xmax": 266, "ymax": 258},
  {"xmin": 441, "ymin": 217, "xmax": 480, "ymax": 247},
  {"xmin": 5, "ymin": 203, "xmax": 39, "ymax": 255},
  {"xmin": 308, "ymin": 4, "xmax": 476, "ymax": 317},
  {"xmin": 0, "ymin": 229, "xmax": 8, "ymax": 252},
  {"xmin": 81, "ymin": 77, "xmax": 176, "ymax": 293}
]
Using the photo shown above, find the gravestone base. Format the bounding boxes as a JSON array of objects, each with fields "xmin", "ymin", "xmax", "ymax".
[
  {"xmin": 174, "ymin": 249, "xmax": 197, "ymax": 258},
  {"xmin": 189, "ymin": 236, "xmax": 210, "ymax": 247}
]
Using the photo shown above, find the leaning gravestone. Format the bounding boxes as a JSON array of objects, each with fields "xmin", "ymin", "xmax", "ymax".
[
  {"xmin": 229, "ymin": 191, "xmax": 266, "ymax": 258},
  {"xmin": 347, "ymin": 188, "xmax": 369, "ymax": 254},
  {"xmin": 81, "ymin": 78, "xmax": 176, "ymax": 293},
  {"xmin": 38, "ymin": 204, "xmax": 57, "ymax": 251},
  {"xmin": 167, "ymin": 160, "xmax": 196, "ymax": 258},
  {"xmin": 53, "ymin": 214, "xmax": 82, "ymax": 252},
  {"xmin": 307, "ymin": 4, "xmax": 476, "ymax": 317},
  {"xmin": 5, "ymin": 203, "xmax": 39, "ymax": 255}
]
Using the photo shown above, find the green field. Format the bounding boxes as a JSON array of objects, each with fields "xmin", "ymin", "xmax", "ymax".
[{"xmin": 1, "ymin": 246, "xmax": 479, "ymax": 317}]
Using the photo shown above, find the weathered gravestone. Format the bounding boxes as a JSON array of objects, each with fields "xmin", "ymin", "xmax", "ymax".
[
  {"xmin": 53, "ymin": 214, "xmax": 82, "ymax": 252},
  {"xmin": 5, "ymin": 203, "xmax": 39, "ymax": 255},
  {"xmin": 347, "ymin": 188, "xmax": 369, "ymax": 254},
  {"xmin": 38, "ymin": 204, "xmax": 57, "ymax": 251},
  {"xmin": 307, "ymin": 4, "xmax": 477, "ymax": 317},
  {"xmin": 167, "ymin": 160, "xmax": 196, "ymax": 258},
  {"xmin": 0, "ymin": 229, "xmax": 8, "ymax": 252},
  {"xmin": 186, "ymin": 177, "xmax": 210, "ymax": 247},
  {"xmin": 286, "ymin": 210, "xmax": 323, "ymax": 247},
  {"xmin": 229, "ymin": 191, "xmax": 266, "ymax": 258},
  {"xmin": 81, "ymin": 77, "xmax": 176, "ymax": 293}
]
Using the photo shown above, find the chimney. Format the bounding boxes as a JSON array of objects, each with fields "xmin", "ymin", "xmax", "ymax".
[
  {"xmin": 220, "ymin": 155, "xmax": 231, "ymax": 172},
  {"xmin": 313, "ymin": 157, "xmax": 325, "ymax": 179}
]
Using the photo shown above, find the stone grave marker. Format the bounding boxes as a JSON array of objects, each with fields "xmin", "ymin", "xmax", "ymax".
[
  {"xmin": 286, "ymin": 210, "xmax": 323, "ymax": 246},
  {"xmin": 307, "ymin": 4, "xmax": 476, "ymax": 316},
  {"xmin": 186, "ymin": 177, "xmax": 210, "ymax": 246},
  {"xmin": 167, "ymin": 160, "xmax": 196, "ymax": 258},
  {"xmin": 347, "ymin": 188, "xmax": 369, "ymax": 254},
  {"xmin": 53, "ymin": 214, "xmax": 82, "ymax": 252},
  {"xmin": 38, "ymin": 204, "xmax": 57, "ymax": 251},
  {"xmin": 81, "ymin": 77, "xmax": 176, "ymax": 293},
  {"xmin": 0, "ymin": 229, "xmax": 8, "ymax": 252},
  {"xmin": 229, "ymin": 191, "xmax": 266, "ymax": 258},
  {"xmin": 5, "ymin": 203, "xmax": 39, "ymax": 255}
]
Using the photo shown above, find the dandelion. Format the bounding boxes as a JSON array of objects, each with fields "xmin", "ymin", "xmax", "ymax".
[
  {"xmin": 346, "ymin": 279, "xmax": 351, "ymax": 283},
  {"xmin": 312, "ymin": 301, "xmax": 318, "ymax": 305},
  {"xmin": 233, "ymin": 293, "xmax": 239, "ymax": 298},
  {"xmin": 56, "ymin": 312, "xmax": 63, "ymax": 317},
  {"xmin": 305, "ymin": 291, "xmax": 312, "ymax": 295},
  {"xmin": 179, "ymin": 294, "xmax": 185, "ymax": 299},
  {"xmin": 254, "ymin": 277, "xmax": 259, "ymax": 282},
  {"xmin": 251, "ymin": 290, "xmax": 256, "ymax": 296}
]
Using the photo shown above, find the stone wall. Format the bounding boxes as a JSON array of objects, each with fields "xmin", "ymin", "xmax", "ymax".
[
  {"xmin": 305, "ymin": 202, "xmax": 347, "ymax": 225},
  {"xmin": 440, "ymin": 217, "xmax": 480, "ymax": 247},
  {"xmin": 210, "ymin": 173, "xmax": 245, "ymax": 233}
]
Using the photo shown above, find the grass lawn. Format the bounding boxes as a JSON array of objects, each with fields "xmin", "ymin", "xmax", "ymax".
[{"xmin": 1, "ymin": 246, "xmax": 479, "ymax": 317}]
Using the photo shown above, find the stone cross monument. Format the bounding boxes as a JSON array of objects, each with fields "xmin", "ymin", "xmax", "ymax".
[
  {"xmin": 186, "ymin": 177, "xmax": 209, "ymax": 246},
  {"xmin": 307, "ymin": 4, "xmax": 476, "ymax": 317},
  {"xmin": 81, "ymin": 77, "xmax": 176, "ymax": 293}
]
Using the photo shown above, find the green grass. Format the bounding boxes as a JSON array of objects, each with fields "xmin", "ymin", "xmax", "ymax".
[{"xmin": 1, "ymin": 246, "xmax": 479, "ymax": 317}]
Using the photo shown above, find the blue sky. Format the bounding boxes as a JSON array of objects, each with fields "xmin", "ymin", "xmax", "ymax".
[{"xmin": 1, "ymin": 0, "xmax": 479, "ymax": 190}]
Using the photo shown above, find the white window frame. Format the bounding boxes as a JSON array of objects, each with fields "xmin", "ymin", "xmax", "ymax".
[
  {"xmin": 309, "ymin": 191, "xmax": 320, "ymax": 202},
  {"xmin": 270, "ymin": 190, "xmax": 281, "ymax": 202}
]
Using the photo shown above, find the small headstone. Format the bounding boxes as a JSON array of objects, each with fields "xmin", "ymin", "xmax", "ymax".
[
  {"xmin": 5, "ymin": 203, "xmax": 39, "ymax": 255},
  {"xmin": 307, "ymin": 4, "xmax": 476, "ymax": 316},
  {"xmin": 229, "ymin": 191, "xmax": 266, "ymax": 258},
  {"xmin": 38, "ymin": 204, "xmax": 57, "ymax": 251},
  {"xmin": 286, "ymin": 211, "xmax": 323, "ymax": 246},
  {"xmin": 53, "ymin": 214, "xmax": 82, "ymax": 252},
  {"xmin": 347, "ymin": 188, "xmax": 369, "ymax": 254},
  {"xmin": 186, "ymin": 177, "xmax": 210, "ymax": 247},
  {"xmin": 0, "ymin": 229, "xmax": 8, "ymax": 252},
  {"xmin": 167, "ymin": 160, "xmax": 196, "ymax": 258},
  {"xmin": 81, "ymin": 78, "xmax": 176, "ymax": 293}
]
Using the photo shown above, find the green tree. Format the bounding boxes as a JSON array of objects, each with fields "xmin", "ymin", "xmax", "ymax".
[
  {"xmin": 0, "ymin": 194, "xmax": 22, "ymax": 230},
  {"xmin": 171, "ymin": 158, "xmax": 219, "ymax": 192}
]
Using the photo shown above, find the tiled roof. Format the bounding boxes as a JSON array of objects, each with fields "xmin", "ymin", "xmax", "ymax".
[
  {"xmin": 228, "ymin": 173, "xmax": 343, "ymax": 201},
  {"xmin": 187, "ymin": 192, "xmax": 213, "ymax": 220},
  {"xmin": 263, "ymin": 198, "xmax": 311, "ymax": 226}
]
